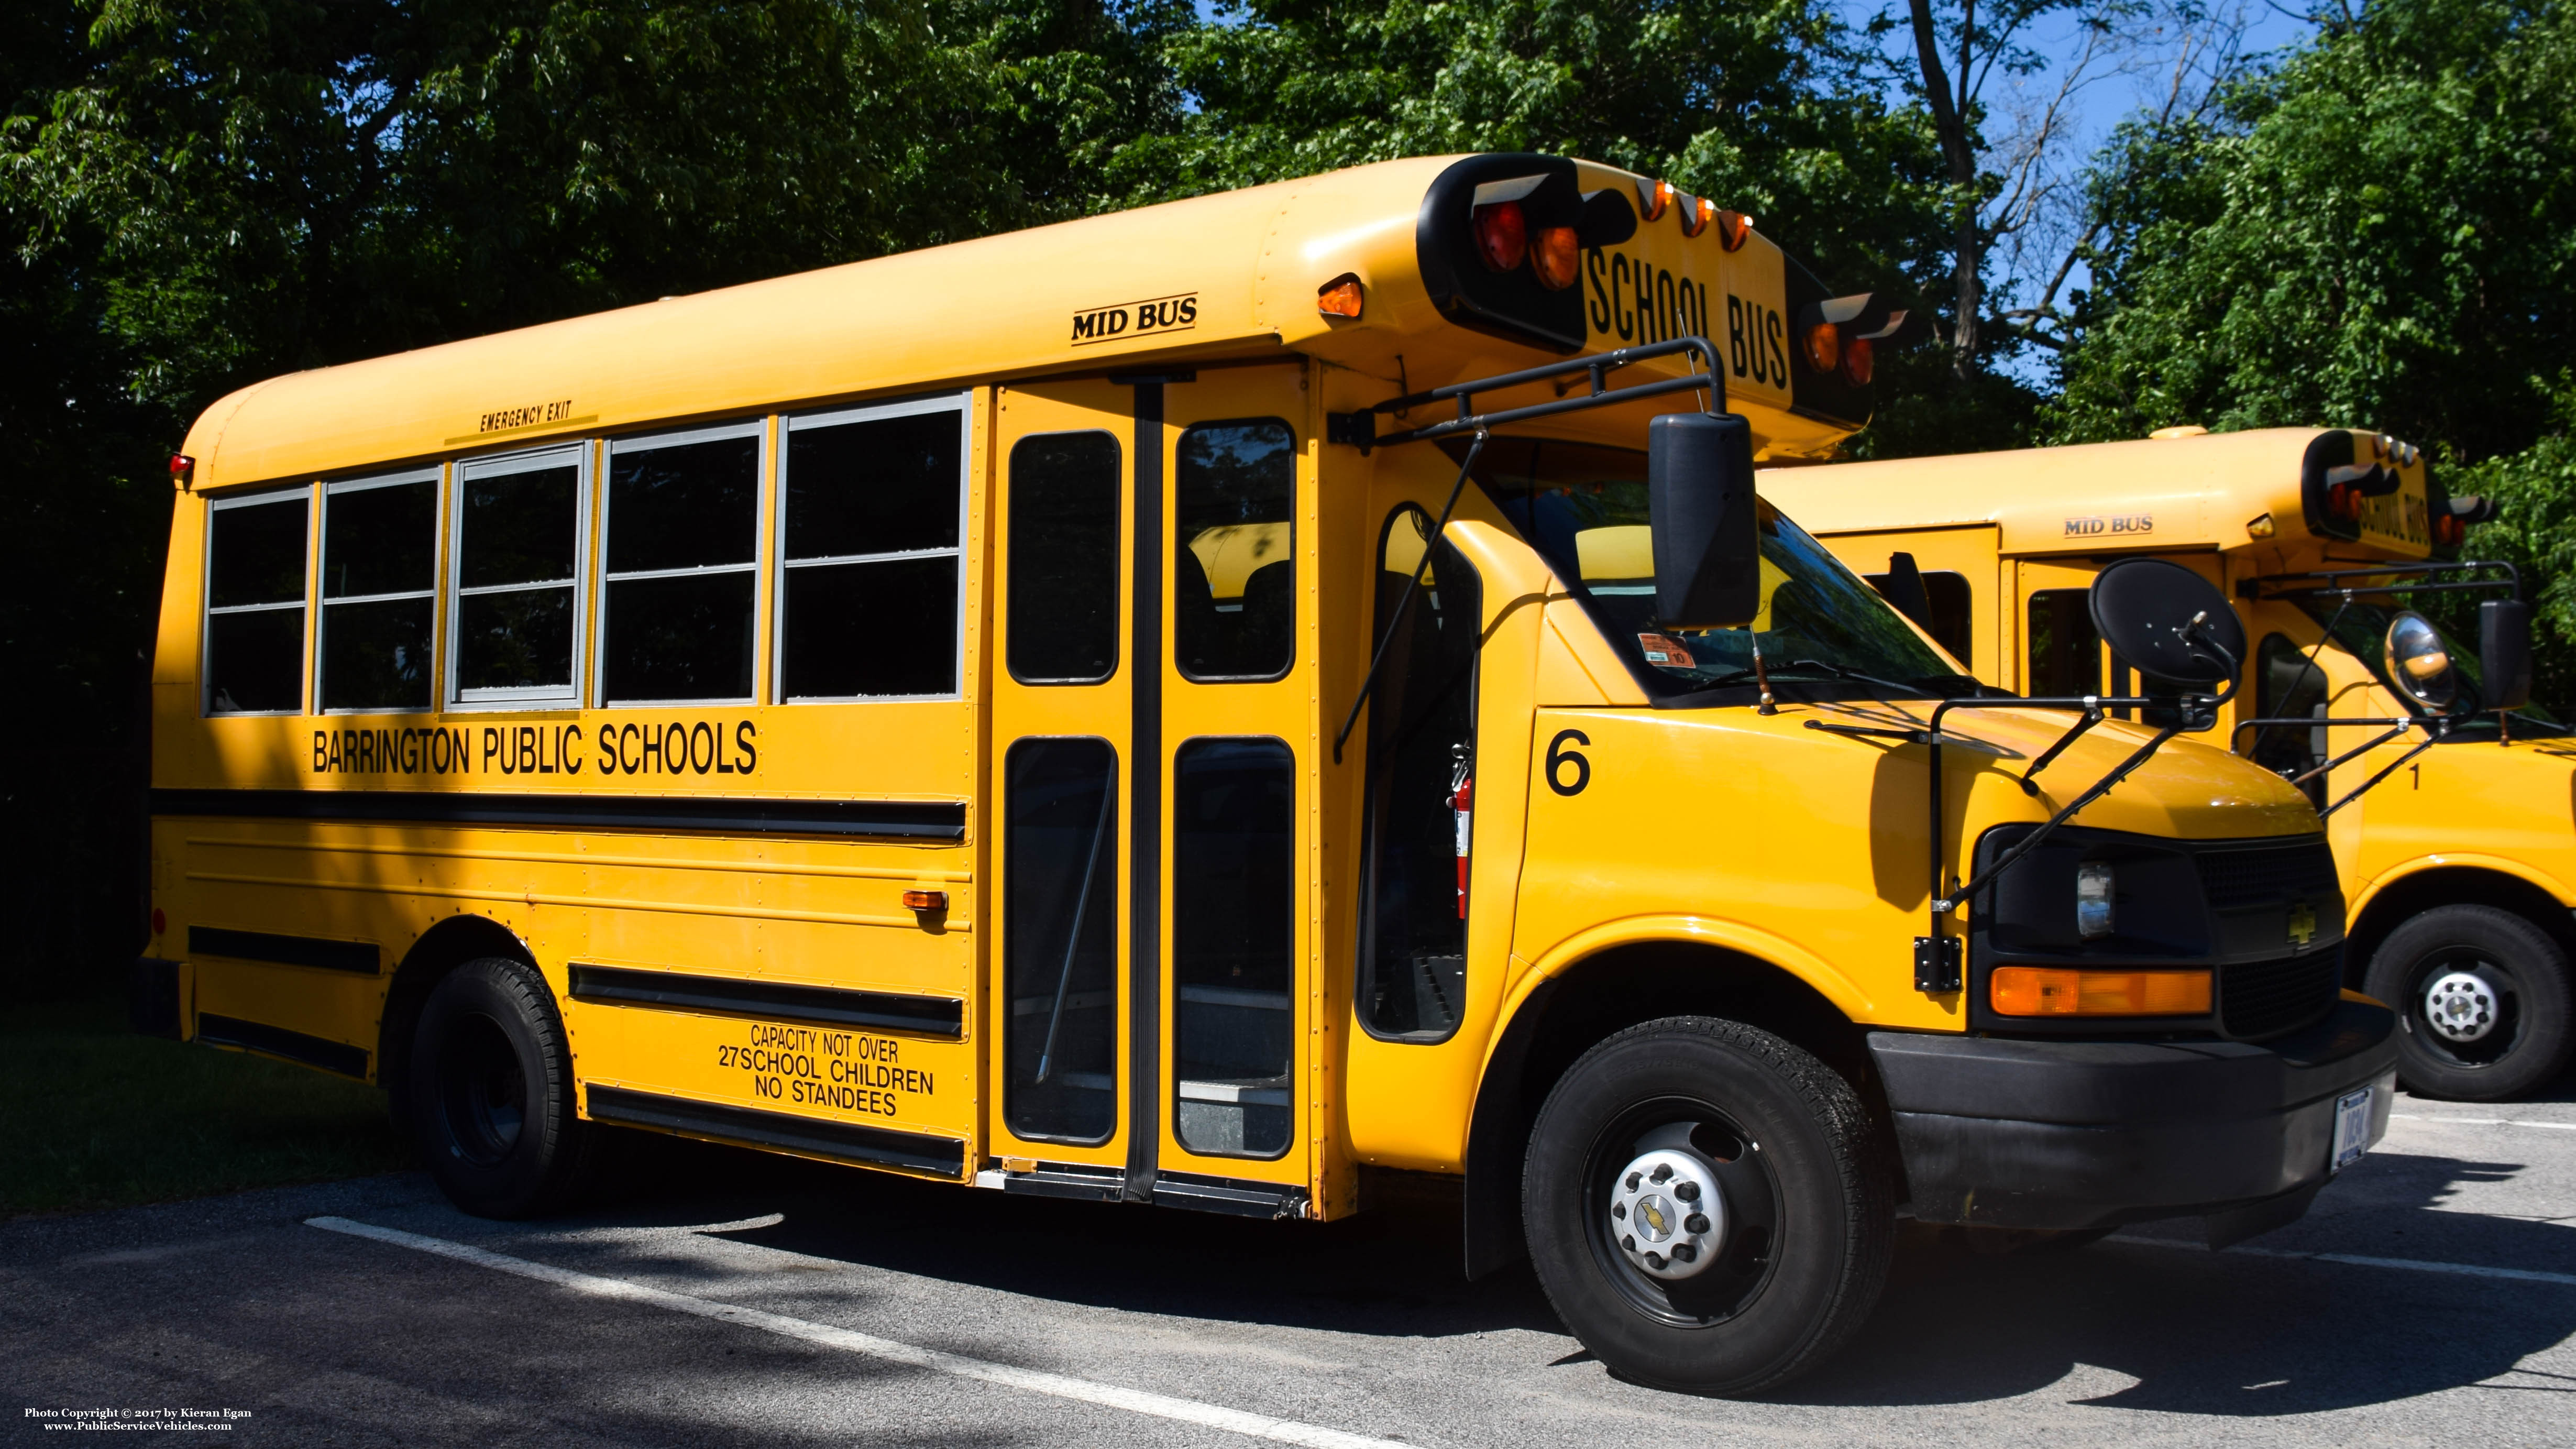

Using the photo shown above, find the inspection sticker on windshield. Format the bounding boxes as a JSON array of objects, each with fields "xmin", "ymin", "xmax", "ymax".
[
  {"xmin": 1637, "ymin": 633, "xmax": 1696, "ymax": 668},
  {"xmin": 2331, "ymin": 1085, "xmax": 2375, "ymax": 1171}
]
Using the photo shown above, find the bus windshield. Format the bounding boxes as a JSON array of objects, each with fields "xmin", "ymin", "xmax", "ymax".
[
  {"xmin": 2292, "ymin": 595, "xmax": 2566, "ymax": 739},
  {"xmin": 1452, "ymin": 435, "xmax": 1979, "ymax": 705}
]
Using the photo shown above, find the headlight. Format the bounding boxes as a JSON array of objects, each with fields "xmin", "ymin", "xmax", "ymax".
[{"xmin": 2076, "ymin": 861, "xmax": 2115, "ymax": 940}]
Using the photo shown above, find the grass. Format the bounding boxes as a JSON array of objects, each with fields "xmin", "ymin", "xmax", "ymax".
[{"xmin": 1, "ymin": 993, "xmax": 413, "ymax": 1217}]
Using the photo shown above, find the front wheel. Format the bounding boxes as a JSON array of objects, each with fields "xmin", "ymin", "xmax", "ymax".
[
  {"xmin": 2365, "ymin": 905, "xmax": 2573, "ymax": 1101},
  {"xmin": 406, "ymin": 957, "xmax": 597, "ymax": 1217},
  {"xmin": 1522, "ymin": 1017, "xmax": 1891, "ymax": 1396}
]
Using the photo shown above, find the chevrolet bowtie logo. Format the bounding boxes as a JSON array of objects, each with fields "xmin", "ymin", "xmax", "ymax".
[{"xmin": 2288, "ymin": 900, "xmax": 2318, "ymax": 948}]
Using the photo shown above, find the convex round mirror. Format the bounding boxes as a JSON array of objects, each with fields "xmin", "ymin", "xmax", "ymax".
[
  {"xmin": 2383, "ymin": 610, "xmax": 2458, "ymax": 709},
  {"xmin": 2087, "ymin": 558, "xmax": 2247, "ymax": 686}
]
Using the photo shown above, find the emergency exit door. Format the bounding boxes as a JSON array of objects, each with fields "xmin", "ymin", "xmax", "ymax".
[{"xmin": 987, "ymin": 365, "xmax": 1315, "ymax": 1213}]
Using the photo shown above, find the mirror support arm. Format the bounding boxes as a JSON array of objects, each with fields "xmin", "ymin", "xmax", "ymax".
[
  {"xmin": 2319, "ymin": 728, "xmax": 2445, "ymax": 819},
  {"xmin": 2016, "ymin": 701, "xmax": 2104, "ymax": 795}
]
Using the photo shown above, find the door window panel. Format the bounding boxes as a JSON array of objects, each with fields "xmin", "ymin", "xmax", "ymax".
[
  {"xmin": 205, "ymin": 490, "xmax": 309, "ymax": 714},
  {"xmin": 1174, "ymin": 420, "xmax": 1295, "ymax": 681},
  {"xmin": 1005, "ymin": 738, "xmax": 1121, "ymax": 1144},
  {"xmin": 602, "ymin": 429, "xmax": 760, "ymax": 702},
  {"xmin": 1008, "ymin": 432, "xmax": 1121, "ymax": 684},
  {"xmin": 454, "ymin": 452, "xmax": 584, "ymax": 701},
  {"xmin": 779, "ymin": 401, "xmax": 965, "ymax": 699},
  {"xmin": 2027, "ymin": 587, "xmax": 2100, "ymax": 697},
  {"xmin": 2252, "ymin": 631, "xmax": 2331, "ymax": 795},
  {"xmin": 1171, "ymin": 737, "xmax": 1296, "ymax": 1158},
  {"xmin": 319, "ymin": 473, "xmax": 437, "ymax": 712},
  {"xmin": 1359, "ymin": 507, "xmax": 1481, "ymax": 1040}
]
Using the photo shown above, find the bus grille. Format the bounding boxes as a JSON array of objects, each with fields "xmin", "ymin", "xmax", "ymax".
[
  {"xmin": 2196, "ymin": 839, "xmax": 2338, "ymax": 912},
  {"xmin": 2219, "ymin": 952, "xmax": 2339, "ymax": 1039}
]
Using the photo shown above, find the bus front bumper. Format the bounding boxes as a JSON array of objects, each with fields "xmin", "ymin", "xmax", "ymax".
[{"xmin": 1868, "ymin": 997, "xmax": 2398, "ymax": 1240}]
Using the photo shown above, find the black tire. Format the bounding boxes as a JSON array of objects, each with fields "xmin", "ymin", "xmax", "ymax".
[
  {"xmin": 2366, "ymin": 905, "xmax": 2574, "ymax": 1102},
  {"xmin": 1522, "ymin": 1017, "xmax": 1892, "ymax": 1396},
  {"xmin": 406, "ymin": 957, "xmax": 597, "ymax": 1217}
]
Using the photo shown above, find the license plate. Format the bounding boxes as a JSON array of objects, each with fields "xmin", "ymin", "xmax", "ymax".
[{"xmin": 2331, "ymin": 1085, "xmax": 2375, "ymax": 1171}]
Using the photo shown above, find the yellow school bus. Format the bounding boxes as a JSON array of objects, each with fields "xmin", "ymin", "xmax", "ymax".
[
  {"xmin": 141, "ymin": 155, "xmax": 2395, "ymax": 1394},
  {"xmin": 1766, "ymin": 428, "xmax": 2572, "ymax": 1101}
]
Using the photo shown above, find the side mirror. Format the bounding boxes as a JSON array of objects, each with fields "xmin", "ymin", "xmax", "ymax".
[
  {"xmin": 2088, "ymin": 557, "xmax": 2245, "ymax": 687},
  {"xmin": 1647, "ymin": 412, "xmax": 1758, "ymax": 630},
  {"xmin": 2383, "ymin": 611, "xmax": 2459, "ymax": 710},
  {"xmin": 2481, "ymin": 598, "xmax": 2533, "ymax": 711}
]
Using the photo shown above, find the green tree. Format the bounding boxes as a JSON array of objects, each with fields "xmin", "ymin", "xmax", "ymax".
[{"xmin": 2046, "ymin": 0, "xmax": 2576, "ymax": 457}]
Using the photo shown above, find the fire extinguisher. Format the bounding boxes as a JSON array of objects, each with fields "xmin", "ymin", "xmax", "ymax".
[{"xmin": 1448, "ymin": 743, "xmax": 1473, "ymax": 920}]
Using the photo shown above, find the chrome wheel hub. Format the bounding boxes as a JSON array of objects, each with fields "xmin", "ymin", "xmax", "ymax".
[
  {"xmin": 1608, "ymin": 1146, "xmax": 1726, "ymax": 1281},
  {"xmin": 2423, "ymin": 970, "xmax": 2500, "ymax": 1044}
]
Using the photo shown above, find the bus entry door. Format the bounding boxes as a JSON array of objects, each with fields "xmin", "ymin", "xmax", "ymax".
[{"xmin": 989, "ymin": 366, "xmax": 1316, "ymax": 1214}]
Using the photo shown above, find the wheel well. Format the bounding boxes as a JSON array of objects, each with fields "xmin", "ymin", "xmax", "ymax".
[
  {"xmin": 2347, "ymin": 866, "xmax": 2574, "ymax": 985},
  {"xmin": 379, "ymin": 913, "xmax": 537, "ymax": 1095},
  {"xmin": 1460, "ymin": 941, "xmax": 1869, "ymax": 1278}
]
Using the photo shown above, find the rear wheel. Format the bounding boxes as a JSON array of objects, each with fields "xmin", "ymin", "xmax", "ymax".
[
  {"xmin": 406, "ymin": 957, "xmax": 596, "ymax": 1217},
  {"xmin": 2366, "ymin": 905, "xmax": 2573, "ymax": 1102},
  {"xmin": 1523, "ymin": 1017, "xmax": 1891, "ymax": 1396}
]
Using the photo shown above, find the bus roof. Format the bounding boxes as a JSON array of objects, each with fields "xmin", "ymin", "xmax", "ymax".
[
  {"xmin": 1759, "ymin": 426, "xmax": 2445, "ymax": 564},
  {"xmin": 180, "ymin": 155, "xmax": 1855, "ymax": 489}
]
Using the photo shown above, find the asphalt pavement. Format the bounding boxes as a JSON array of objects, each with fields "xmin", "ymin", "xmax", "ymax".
[{"xmin": 6, "ymin": 1081, "xmax": 2572, "ymax": 1448}]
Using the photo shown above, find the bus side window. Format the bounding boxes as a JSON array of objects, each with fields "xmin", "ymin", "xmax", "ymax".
[
  {"xmin": 2251, "ymin": 633, "xmax": 2330, "ymax": 792},
  {"xmin": 1358, "ymin": 504, "xmax": 1481, "ymax": 1041},
  {"xmin": 453, "ymin": 449, "xmax": 585, "ymax": 702},
  {"xmin": 2027, "ymin": 588, "xmax": 2100, "ymax": 697},
  {"xmin": 1865, "ymin": 567, "xmax": 1974, "ymax": 668},
  {"xmin": 205, "ymin": 488, "xmax": 311, "ymax": 715},
  {"xmin": 1007, "ymin": 432, "xmax": 1121, "ymax": 684},
  {"xmin": 601, "ymin": 425, "xmax": 762, "ymax": 704},
  {"xmin": 779, "ymin": 401, "xmax": 967, "ymax": 700},
  {"xmin": 1175, "ymin": 419, "xmax": 1295, "ymax": 682},
  {"xmin": 319, "ymin": 472, "xmax": 437, "ymax": 712}
]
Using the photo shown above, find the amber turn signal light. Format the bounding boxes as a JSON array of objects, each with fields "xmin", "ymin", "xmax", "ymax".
[
  {"xmin": 1714, "ymin": 209, "xmax": 1754, "ymax": 251},
  {"xmin": 1991, "ymin": 967, "xmax": 2211, "ymax": 1017},
  {"xmin": 902, "ymin": 890, "xmax": 948, "ymax": 912},
  {"xmin": 1637, "ymin": 178, "xmax": 1675, "ymax": 222},
  {"xmin": 1317, "ymin": 274, "xmax": 1364, "ymax": 319},
  {"xmin": 1531, "ymin": 226, "xmax": 1581, "ymax": 290},
  {"xmin": 1676, "ymin": 193, "xmax": 1710, "ymax": 238},
  {"xmin": 1801, "ymin": 322, "xmax": 1840, "ymax": 375}
]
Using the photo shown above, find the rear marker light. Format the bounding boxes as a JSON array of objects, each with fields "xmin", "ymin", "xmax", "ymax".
[
  {"xmin": 1637, "ymin": 179, "xmax": 1674, "ymax": 222},
  {"xmin": 1676, "ymin": 194, "xmax": 1710, "ymax": 238},
  {"xmin": 902, "ymin": 890, "xmax": 948, "ymax": 912},
  {"xmin": 1991, "ymin": 967, "xmax": 2211, "ymax": 1017},
  {"xmin": 151, "ymin": 908, "xmax": 166, "ymax": 936},
  {"xmin": 1532, "ymin": 226, "xmax": 1581, "ymax": 290},
  {"xmin": 1317, "ymin": 275, "xmax": 1364, "ymax": 319},
  {"xmin": 1472, "ymin": 201, "xmax": 1528, "ymax": 272},
  {"xmin": 170, "ymin": 454, "xmax": 195, "ymax": 488},
  {"xmin": 1714, "ymin": 210, "xmax": 1754, "ymax": 251}
]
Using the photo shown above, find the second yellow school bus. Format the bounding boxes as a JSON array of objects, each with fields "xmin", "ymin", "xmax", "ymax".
[
  {"xmin": 144, "ymin": 154, "xmax": 2394, "ymax": 1393},
  {"xmin": 1764, "ymin": 429, "xmax": 2574, "ymax": 1101}
]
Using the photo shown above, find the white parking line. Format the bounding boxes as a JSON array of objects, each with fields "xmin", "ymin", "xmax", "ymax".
[
  {"xmin": 2389, "ymin": 1113, "xmax": 2576, "ymax": 1132},
  {"xmin": 306, "ymin": 1216, "xmax": 1404, "ymax": 1449},
  {"xmin": 2106, "ymin": 1234, "xmax": 2576, "ymax": 1287}
]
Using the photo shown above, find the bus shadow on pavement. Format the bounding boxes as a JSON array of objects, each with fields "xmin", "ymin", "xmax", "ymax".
[
  {"xmin": 1770, "ymin": 1146, "xmax": 2575, "ymax": 1414},
  {"xmin": 581, "ymin": 1134, "xmax": 1568, "ymax": 1339}
]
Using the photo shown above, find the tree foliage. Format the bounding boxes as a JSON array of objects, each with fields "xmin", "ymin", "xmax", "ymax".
[{"xmin": 2046, "ymin": 0, "xmax": 2576, "ymax": 457}]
